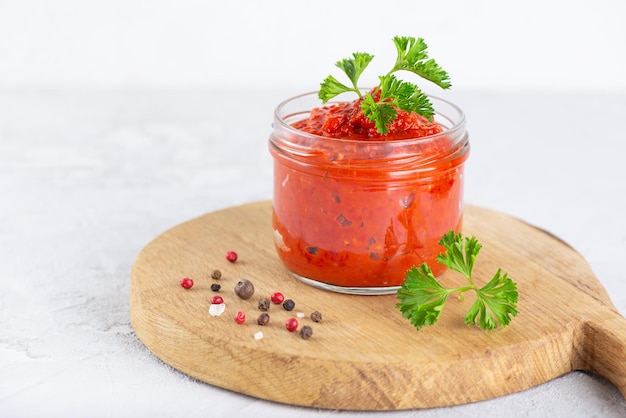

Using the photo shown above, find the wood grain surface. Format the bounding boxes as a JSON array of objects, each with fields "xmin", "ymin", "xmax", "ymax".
[{"xmin": 130, "ymin": 201, "xmax": 626, "ymax": 410}]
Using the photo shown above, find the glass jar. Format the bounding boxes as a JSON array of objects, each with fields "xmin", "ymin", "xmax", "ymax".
[{"xmin": 269, "ymin": 92, "xmax": 469, "ymax": 295}]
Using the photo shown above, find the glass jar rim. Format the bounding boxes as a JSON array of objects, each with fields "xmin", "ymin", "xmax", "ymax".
[{"xmin": 274, "ymin": 90, "xmax": 466, "ymax": 145}]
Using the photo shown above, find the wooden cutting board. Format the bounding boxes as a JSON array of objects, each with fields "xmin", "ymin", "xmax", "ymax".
[{"xmin": 130, "ymin": 201, "xmax": 626, "ymax": 410}]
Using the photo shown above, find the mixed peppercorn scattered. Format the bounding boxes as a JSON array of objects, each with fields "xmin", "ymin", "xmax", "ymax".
[{"xmin": 178, "ymin": 250, "xmax": 322, "ymax": 340}]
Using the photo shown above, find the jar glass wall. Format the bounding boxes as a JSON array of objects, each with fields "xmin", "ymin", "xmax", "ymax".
[{"xmin": 269, "ymin": 92, "xmax": 469, "ymax": 295}]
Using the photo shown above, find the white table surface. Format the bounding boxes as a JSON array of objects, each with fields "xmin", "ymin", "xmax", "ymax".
[{"xmin": 1, "ymin": 88, "xmax": 625, "ymax": 417}]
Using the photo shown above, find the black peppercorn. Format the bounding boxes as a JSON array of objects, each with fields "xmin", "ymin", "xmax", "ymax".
[
  {"xmin": 210, "ymin": 283, "xmax": 221, "ymax": 292},
  {"xmin": 258, "ymin": 298, "xmax": 270, "ymax": 312},
  {"xmin": 211, "ymin": 270, "xmax": 222, "ymax": 280},
  {"xmin": 310, "ymin": 311, "xmax": 322, "ymax": 323},
  {"xmin": 282, "ymin": 299, "xmax": 295, "ymax": 311},
  {"xmin": 257, "ymin": 312, "xmax": 270, "ymax": 326},
  {"xmin": 234, "ymin": 278, "xmax": 255, "ymax": 300},
  {"xmin": 299, "ymin": 325, "xmax": 313, "ymax": 339}
]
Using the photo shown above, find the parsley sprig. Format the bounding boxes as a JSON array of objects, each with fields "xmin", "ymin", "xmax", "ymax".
[
  {"xmin": 396, "ymin": 231, "xmax": 519, "ymax": 331},
  {"xmin": 319, "ymin": 36, "xmax": 451, "ymax": 135}
]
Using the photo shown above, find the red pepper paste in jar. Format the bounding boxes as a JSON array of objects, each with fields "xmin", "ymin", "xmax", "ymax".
[{"xmin": 269, "ymin": 92, "xmax": 469, "ymax": 293}]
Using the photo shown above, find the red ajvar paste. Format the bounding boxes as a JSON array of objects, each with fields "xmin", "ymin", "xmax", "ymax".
[
  {"xmin": 271, "ymin": 94, "xmax": 467, "ymax": 288},
  {"xmin": 293, "ymin": 99, "xmax": 443, "ymax": 140}
]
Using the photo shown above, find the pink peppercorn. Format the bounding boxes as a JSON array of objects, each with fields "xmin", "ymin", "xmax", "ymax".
[
  {"xmin": 271, "ymin": 292, "xmax": 285, "ymax": 304},
  {"xmin": 285, "ymin": 317, "xmax": 298, "ymax": 332},
  {"xmin": 179, "ymin": 277, "xmax": 194, "ymax": 289},
  {"xmin": 226, "ymin": 251, "xmax": 238, "ymax": 262},
  {"xmin": 235, "ymin": 311, "xmax": 246, "ymax": 324},
  {"xmin": 210, "ymin": 295, "xmax": 224, "ymax": 304}
]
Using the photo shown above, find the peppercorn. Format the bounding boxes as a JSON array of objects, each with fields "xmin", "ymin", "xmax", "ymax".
[
  {"xmin": 210, "ymin": 283, "xmax": 221, "ymax": 292},
  {"xmin": 257, "ymin": 312, "xmax": 270, "ymax": 326},
  {"xmin": 211, "ymin": 270, "xmax": 222, "ymax": 280},
  {"xmin": 282, "ymin": 299, "xmax": 295, "ymax": 311},
  {"xmin": 270, "ymin": 292, "xmax": 284, "ymax": 304},
  {"xmin": 210, "ymin": 295, "xmax": 224, "ymax": 305},
  {"xmin": 235, "ymin": 311, "xmax": 246, "ymax": 324},
  {"xmin": 226, "ymin": 251, "xmax": 238, "ymax": 263},
  {"xmin": 310, "ymin": 311, "xmax": 322, "ymax": 323},
  {"xmin": 234, "ymin": 278, "xmax": 255, "ymax": 300},
  {"xmin": 179, "ymin": 277, "xmax": 194, "ymax": 289},
  {"xmin": 258, "ymin": 298, "xmax": 270, "ymax": 312},
  {"xmin": 285, "ymin": 317, "xmax": 298, "ymax": 332},
  {"xmin": 299, "ymin": 325, "xmax": 313, "ymax": 339}
]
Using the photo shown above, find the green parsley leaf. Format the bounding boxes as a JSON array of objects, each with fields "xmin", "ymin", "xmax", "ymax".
[
  {"xmin": 391, "ymin": 36, "xmax": 452, "ymax": 89},
  {"xmin": 436, "ymin": 230, "xmax": 482, "ymax": 281},
  {"xmin": 396, "ymin": 231, "xmax": 519, "ymax": 331},
  {"xmin": 396, "ymin": 264, "xmax": 455, "ymax": 330},
  {"xmin": 319, "ymin": 75, "xmax": 354, "ymax": 102},
  {"xmin": 378, "ymin": 74, "xmax": 434, "ymax": 121},
  {"xmin": 319, "ymin": 52, "xmax": 374, "ymax": 102},
  {"xmin": 318, "ymin": 35, "xmax": 451, "ymax": 134},
  {"xmin": 361, "ymin": 75, "xmax": 436, "ymax": 131},
  {"xmin": 465, "ymin": 269, "xmax": 519, "ymax": 330},
  {"xmin": 336, "ymin": 52, "xmax": 374, "ymax": 91},
  {"xmin": 360, "ymin": 92, "xmax": 397, "ymax": 135}
]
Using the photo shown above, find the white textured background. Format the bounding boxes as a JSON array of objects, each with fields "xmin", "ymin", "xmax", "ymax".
[
  {"xmin": 0, "ymin": 0, "xmax": 625, "ymax": 92},
  {"xmin": 1, "ymin": 1, "xmax": 626, "ymax": 417}
]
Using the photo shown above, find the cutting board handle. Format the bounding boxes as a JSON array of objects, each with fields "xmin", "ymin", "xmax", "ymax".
[{"xmin": 578, "ymin": 308, "xmax": 626, "ymax": 397}]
